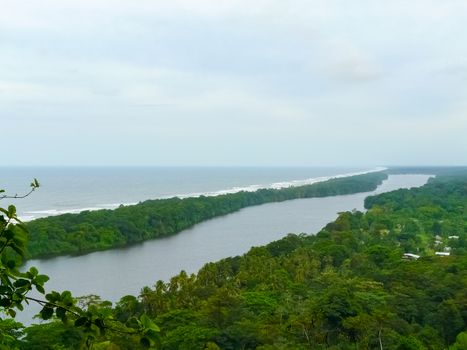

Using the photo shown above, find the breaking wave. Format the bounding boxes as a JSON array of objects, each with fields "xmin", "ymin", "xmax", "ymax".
[{"xmin": 21, "ymin": 167, "xmax": 386, "ymax": 221}]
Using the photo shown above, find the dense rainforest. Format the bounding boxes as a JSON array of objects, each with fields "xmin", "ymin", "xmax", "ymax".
[
  {"xmin": 9, "ymin": 173, "xmax": 467, "ymax": 349},
  {"xmin": 26, "ymin": 172, "xmax": 387, "ymax": 259}
]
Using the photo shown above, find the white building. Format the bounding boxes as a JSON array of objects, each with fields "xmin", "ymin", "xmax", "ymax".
[
  {"xmin": 403, "ymin": 253, "xmax": 420, "ymax": 260},
  {"xmin": 435, "ymin": 252, "xmax": 450, "ymax": 256}
]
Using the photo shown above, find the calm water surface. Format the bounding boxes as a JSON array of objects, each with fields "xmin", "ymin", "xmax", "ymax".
[{"xmin": 23, "ymin": 174, "xmax": 430, "ymax": 305}]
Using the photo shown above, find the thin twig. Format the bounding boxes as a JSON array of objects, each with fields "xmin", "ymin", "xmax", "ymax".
[{"xmin": 0, "ymin": 187, "xmax": 37, "ymax": 201}]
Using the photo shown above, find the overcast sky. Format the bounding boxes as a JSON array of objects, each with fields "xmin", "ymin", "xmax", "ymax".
[{"xmin": 1, "ymin": 1, "xmax": 466, "ymax": 166}]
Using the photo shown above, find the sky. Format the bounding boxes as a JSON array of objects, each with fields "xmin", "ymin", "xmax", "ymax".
[{"xmin": 1, "ymin": 0, "xmax": 467, "ymax": 167}]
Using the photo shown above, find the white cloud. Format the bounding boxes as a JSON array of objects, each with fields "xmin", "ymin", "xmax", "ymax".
[{"xmin": 1, "ymin": 1, "xmax": 467, "ymax": 165}]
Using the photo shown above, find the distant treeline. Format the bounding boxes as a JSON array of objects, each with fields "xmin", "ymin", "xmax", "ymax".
[
  {"xmin": 26, "ymin": 172, "xmax": 387, "ymax": 259},
  {"xmin": 386, "ymin": 166, "xmax": 467, "ymax": 176},
  {"xmin": 19, "ymin": 173, "xmax": 467, "ymax": 349}
]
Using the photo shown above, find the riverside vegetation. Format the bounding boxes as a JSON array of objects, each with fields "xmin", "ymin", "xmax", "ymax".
[
  {"xmin": 26, "ymin": 172, "xmax": 387, "ymax": 258},
  {"xmin": 2, "ymin": 170, "xmax": 467, "ymax": 349},
  {"xmin": 0, "ymin": 182, "xmax": 161, "ymax": 349}
]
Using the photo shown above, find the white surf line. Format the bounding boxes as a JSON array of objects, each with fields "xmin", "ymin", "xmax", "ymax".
[{"xmin": 21, "ymin": 167, "xmax": 387, "ymax": 221}]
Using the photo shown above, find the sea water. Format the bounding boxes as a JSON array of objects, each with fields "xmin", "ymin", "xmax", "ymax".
[{"xmin": 0, "ymin": 166, "xmax": 381, "ymax": 220}]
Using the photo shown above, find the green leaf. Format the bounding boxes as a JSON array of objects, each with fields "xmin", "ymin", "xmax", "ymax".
[
  {"xmin": 140, "ymin": 314, "xmax": 160, "ymax": 332},
  {"xmin": 29, "ymin": 267, "xmax": 39, "ymax": 277},
  {"xmin": 61, "ymin": 290, "xmax": 72, "ymax": 300},
  {"xmin": 13, "ymin": 279, "xmax": 30, "ymax": 288},
  {"xmin": 35, "ymin": 284, "xmax": 45, "ymax": 294},
  {"xmin": 35, "ymin": 274, "xmax": 49, "ymax": 285},
  {"xmin": 10, "ymin": 244, "xmax": 25, "ymax": 257},
  {"xmin": 6, "ymin": 260, "xmax": 16, "ymax": 269},
  {"xmin": 40, "ymin": 306, "xmax": 54, "ymax": 320},
  {"xmin": 4, "ymin": 228, "xmax": 15, "ymax": 240},
  {"xmin": 46, "ymin": 291, "xmax": 60, "ymax": 303},
  {"xmin": 31, "ymin": 178, "xmax": 40, "ymax": 188},
  {"xmin": 56, "ymin": 307, "xmax": 66, "ymax": 320},
  {"xmin": 7, "ymin": 205, "xmax": 16, "ymax": 217},
  {"xmin": 75, "ymin": 317, "xmax": 88, "ymax": 327},
  {"xmin": 0, "ymin": 298, "xmax": 11, "ymax": 307},
  {"xmin": 125, "ymin": 317, "xmax": 140, "ymax": 329}
]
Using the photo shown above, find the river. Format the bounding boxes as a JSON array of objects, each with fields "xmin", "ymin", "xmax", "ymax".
[{"xmin": 19, "ymin": 174, "xmax": 430, "ymax": 323}]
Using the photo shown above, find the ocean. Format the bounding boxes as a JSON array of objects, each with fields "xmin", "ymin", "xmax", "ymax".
[{"xmin": 0, "ymin": 166, "xmax": 382, "ymax": 221}]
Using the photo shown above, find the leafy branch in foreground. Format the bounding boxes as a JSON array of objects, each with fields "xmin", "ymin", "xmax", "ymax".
[
  {"xmin": 0, "ymin": 182, "xmax": 160, "ymax": 349},
  {"xmin": 0, "ymin": 179, "xmax": 40, "ymax": 200}
]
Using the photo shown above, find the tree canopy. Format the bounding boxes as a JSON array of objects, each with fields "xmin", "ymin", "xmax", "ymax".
[
  {"xmin": 3, "ymin": 171, "xmax": 467, "ymax": 349},
  {"xmin": 0, "ymin": 181, "xmax": 160, "ymax": 349},
  {"xmin": 26, "ymin": 172, "xmax": 387, "ymax": 259}
]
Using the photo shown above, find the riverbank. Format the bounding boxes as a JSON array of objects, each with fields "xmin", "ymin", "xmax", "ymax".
[
  {"xmin": 17, "ymin": 174, "xmax": 430, "ymax": 330},
  {"xmin": 26, "ymin": 171, "xmax": 388, "ymax": 259},
  {"xmin": 24, "ymin": 174, "xmax": 430, "ymax": 303}
]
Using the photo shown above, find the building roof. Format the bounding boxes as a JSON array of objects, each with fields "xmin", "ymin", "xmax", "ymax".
[{"xmin": 435, "ymin": 252, "xmax": 450, "ymax": 256}]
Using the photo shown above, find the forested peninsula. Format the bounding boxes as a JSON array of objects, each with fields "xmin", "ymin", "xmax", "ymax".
[
  {"xmin": 16, "ymin": 173, "xmax": 467, "ymax": 349},
  {"xmin": 26, "ymin": 172, "xmax": 387, "ymax": 259}
]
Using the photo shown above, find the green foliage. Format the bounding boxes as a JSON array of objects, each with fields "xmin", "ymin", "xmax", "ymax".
[
  {"xmin": 0, "ymin": 318, "xmax": 23, "ymax": 349},
  {"xmin": 450, "ymin": 332, "xmax": 467, "ymax": 350},
  {"xmin": 0, "ymin": 181, "xmax": 46, "ymax": 318},
  {"xmin": 8, "ymin": 171, "xmax": 467, "ymax": 349},
  {"xmin": 82, "ymin": 173, "xmax": 465, "ymax": 350},
  {"xmin": 26, "ymin": 172, "xmax": 387, "ymax": 258},
  {"xmin": 0, "ymin": 182, "xmax": 160, "ymax": 349}
]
